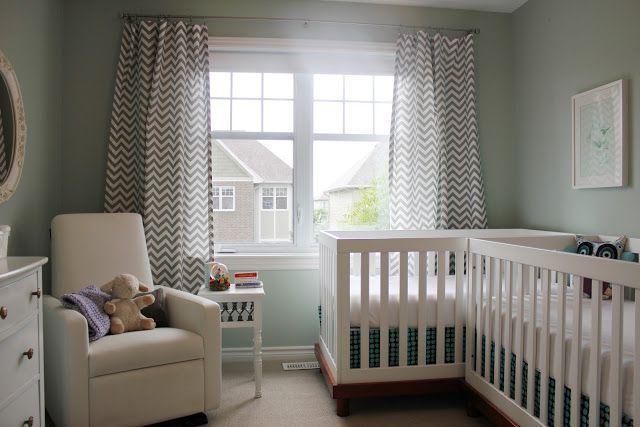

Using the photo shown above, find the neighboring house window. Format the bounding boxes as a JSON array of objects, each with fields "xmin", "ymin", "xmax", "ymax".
[
  {"xmin": 209, "ymin": 38, "xmax": 394, "ymax": 252},
  {"xmin": 213, "ymin": 186, "xmax": 235, "ymax": 211}
]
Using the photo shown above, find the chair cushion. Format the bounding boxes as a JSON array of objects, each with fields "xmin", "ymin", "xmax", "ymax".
[{"xmin": 89, "ymin": 328, "xmax": 204, "ymax": 377}]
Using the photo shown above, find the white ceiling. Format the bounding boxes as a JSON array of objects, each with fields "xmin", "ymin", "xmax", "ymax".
[{"xmin": 323, "ymin": 0, "xmax": 529, "ymax": 13}]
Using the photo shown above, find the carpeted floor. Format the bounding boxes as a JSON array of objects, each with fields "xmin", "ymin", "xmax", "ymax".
[{"xmin": 207, "ymin": 360, "xmax": 492, "ymax": 427}]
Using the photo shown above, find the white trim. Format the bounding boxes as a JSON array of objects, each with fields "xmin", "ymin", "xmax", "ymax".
[
  {"xmin": 209, "ymin": 37, "xmax": 395, "ymax": 56},
  {"xmin": 222, "ymin": 345, "xmax": 315, "ymax": 362},
  {"xmin": 215, "ymin": 252, "xmax": 319, "ymax": 270}
]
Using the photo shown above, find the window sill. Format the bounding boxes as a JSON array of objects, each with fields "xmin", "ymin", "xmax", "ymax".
[{"xmin": 214, "ymin": 252, "xmax": 319, "ymax": 271}]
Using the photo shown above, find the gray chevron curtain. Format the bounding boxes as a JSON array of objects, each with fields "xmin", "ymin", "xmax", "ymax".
[
  {"xmin": 389, "ymin": 32, "xmax": 487, "ymax": 231},
  {"xmin": 104, "ymin": 19, "xmax": 213, "ymax": 293}
]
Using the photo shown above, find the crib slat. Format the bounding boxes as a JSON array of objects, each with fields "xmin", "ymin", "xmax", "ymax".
[
  {"xmin": 399, "ymin": 252, "xmax": 409, "ymax": 367},
  {"xmin": 635, "ymin": 288, "xmax": 640, "ymax": 423},
  {"xmin": 484, "ymin": 257, "xmax": 493, "ymax": 380},
  {"xmin": 380, "ymin": 252, "xmax": 390, "ymax": 368},
  {"xmin": 418, "ymin": 252, "xmax": 428, "ymax": 366},
  {"xmin": 526, "ymin": 266, "xmax": 537, "ymax": 416},
  {"xmin": 360, "ymin": 252, "xmax": 370, "ymax": 370},
  {"xmin": 514, "ymin": 263, "xmax": 525, "ymax": 406},
  {"xmin": 554, "ymin": 272, "xmax": 566, "ymax": 427},
  {"xmin": 493, "ymin": 258, "xmax": 502, "ymax": 387},
  {"xmin": 503, "ymin": 261, "xmax": 513, "ymax": 398},
  {"xmin": 610, "ymin": 284, "xmax": 624, "ymax": 427},
  {"xmin": 337, "ymin": 252, "xmax": 351, "ymax": 376},
  {"xmin": 570, "ymin": 276, "xmax": 583, "ymax": 427},
  {"xmin": 455, "ymin": 250, "xmax": 465, "ymax": 364},
  {"xmin": 467, "ymin": 253, "xmax": 476, "ymax": 372},
  {"xmin": 589, "ymin": 280, "xmax": 602, "ymax": 427},
  {"xmin": 437, "ymin": 251, "xmax": 446, "ymax": 365},
  {"xmin": 539, "ymin": 269, "xmax": 551, "ymax": 424},
  {"xmin": 475, "ymin": 254, "xmax": 483, "ymax": 373}
]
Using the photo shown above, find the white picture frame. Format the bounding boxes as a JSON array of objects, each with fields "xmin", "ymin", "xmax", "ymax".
[{"xmin": 572, "ymin": 79, "xmax": 628, "ymax": 189}]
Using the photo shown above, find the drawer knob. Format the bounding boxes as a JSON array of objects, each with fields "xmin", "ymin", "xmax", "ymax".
[
  {"xmin": 23, "ymin": 416, "xmax": 34, "ymax": 426},
  {"xmin": 0, "ymin": 306, "xmax": 6, "ymax": 319},
  {"xmin": 31, "ymin": 288, "xmax": 41, "ymax": 298},
  {"xmin": 23, "ymin": 348, "xmax": 34, "ymax": 360}
]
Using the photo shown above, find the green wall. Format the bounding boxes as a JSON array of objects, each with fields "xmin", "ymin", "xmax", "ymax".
[
  {"xmin": 513, "ymin": 0, "xmax": 640, "ymax": 236},
  {"xmin": 59, "ymin": 0, "xmax": 516, "ymax": 348},
  {"xmin": 0, "ymin": 0, "xmax": 63, "ymax": 288}
]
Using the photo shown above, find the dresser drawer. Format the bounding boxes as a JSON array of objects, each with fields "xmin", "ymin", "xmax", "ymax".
[
  {"xmin": 0, "ymin": 381, "xmax": 40, "ymax": 427},
  {"xmin": 0, "ymin": 273, "xmax": 39, "ymax": 336},
  {"xmin": 0, "ymin": 318, "xmax": 40, "ymax": 404}
]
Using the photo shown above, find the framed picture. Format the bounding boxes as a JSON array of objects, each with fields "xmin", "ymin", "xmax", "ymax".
[{"xmin": 572, "ymin": 79, "xmax": 628, "ymax": 189}]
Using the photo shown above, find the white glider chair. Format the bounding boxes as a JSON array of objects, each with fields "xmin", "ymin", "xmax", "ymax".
[{"xmin": 43, "ymin": 213, "xmax": 221, "ymax": 427}]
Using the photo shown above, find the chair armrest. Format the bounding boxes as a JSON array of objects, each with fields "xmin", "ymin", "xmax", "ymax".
[
  {"xmin": 43, "ymin": 295, "xmax": 90, "ymax": 427},
  {"xmin": 161, "ymin": 286, "xmax": 221, "ymax": 411}
]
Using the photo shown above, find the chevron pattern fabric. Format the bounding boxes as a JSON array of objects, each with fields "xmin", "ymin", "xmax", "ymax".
[
  {"xmin": 104, "ymin": 20, "xmax": 212, "ymax": 293},
  {"xmin": 0, "ymin": 107, "xmax": 7, "ymax": 182},
  {"xmin": 389, "ymin": 32, "xmax": 487, "ymax": 233}
]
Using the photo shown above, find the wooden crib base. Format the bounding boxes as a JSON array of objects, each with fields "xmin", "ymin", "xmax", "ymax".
[
  {"xmin": 461, "ymin": 381, "xmax": 517, "ymax": 427},
  {"xmin": 315, "ymin": 343, "xmax": 462, "ymax": 417}
]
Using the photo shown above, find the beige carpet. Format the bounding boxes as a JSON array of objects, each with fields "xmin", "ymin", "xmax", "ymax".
[{"xmin": 208, "ymin": 360, "xmax": 492, "ymax": 427}]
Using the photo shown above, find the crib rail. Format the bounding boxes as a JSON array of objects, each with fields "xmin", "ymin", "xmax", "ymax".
[
  {"xmin": 467, "ymin": 238, "xmax": 640, "ymax": 427},
  {"xmin": 319, "ymin": 232, "xmax": 469, "ymax": 384}
]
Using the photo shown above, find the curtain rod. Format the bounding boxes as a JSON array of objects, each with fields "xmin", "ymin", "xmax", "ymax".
[{"xmin": 119, "ymin": 13, "xmax": 480, "ymax": 34}]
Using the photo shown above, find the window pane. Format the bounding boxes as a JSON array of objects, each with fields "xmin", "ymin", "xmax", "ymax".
[
  {"xmin": 211, "ymin": 99, "xmax": 230, "ymax": 131},
  {"xmin": 263, "ymin": 100, "xmax": 293, "ymax": 132},
  {"xmin": 213, "ymin": 197, "xmax": 220, "ymax": 210},
  {"xmin": 374, "ymin": 102, "xmax": 392, "ymax": 135},
  {"xmin": 313, "ymin": 140, "xmax": 389, "ymax": 239},
  {"xmin": 232, "ymin": 72, "xmax": 262, "ymax": 98},
  {"xmin": 345, "ymin": 75, "xmax": 373, "ymax": 101},
  {"xmin": 210, "ymin": 72, "xmax": 231, "ymax": 98},
  {"xmin": 374, "ymin": 76, "xmax": 394, "ymax": 102},
  {"xmin": 313, "ymin": 74, "xmax": 343, "ymax": 100},
  {"xmin": 263, "ymin": 73, "xmax": 293, "ymax": 99},
  {"xmin": 232, "ymin": 100, "xmax": 261, "ymax": 131},
  {"xmin": 212, "ymin": 140, "xmax": 293, "ymax": 244},
  {"xmin": 262, "ymin": 197, "xmax": 274, "ymax": 210},
  {"xmin": 212, "ymin": 187, "xmax": 220, "ymax": 196},
  {"xmin": 345, "ymin": 102, "xmax": 373, "ymax": 134},
  {"xmin": 221, "ymin": 197, "xmax": 234, "ymax": 210},
  {"xmin": 314, "ymin": 101, "xmax": 343, "ymax": 133}
]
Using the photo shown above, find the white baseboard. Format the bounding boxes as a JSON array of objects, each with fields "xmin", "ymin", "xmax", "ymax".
[{"xmin": 222, "ymin": 345, "xmax": 315, "ymax": 362}]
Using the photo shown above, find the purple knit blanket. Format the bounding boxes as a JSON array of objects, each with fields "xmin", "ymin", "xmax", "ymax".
[{"xmin": 61, "ymin": 286, "xmax": 112, "ymax": 342}]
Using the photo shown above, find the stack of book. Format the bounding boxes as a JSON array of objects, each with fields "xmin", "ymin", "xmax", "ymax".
[{"xmin": 234, "ymin": 272, "xmax": 262, "ymax": 288}]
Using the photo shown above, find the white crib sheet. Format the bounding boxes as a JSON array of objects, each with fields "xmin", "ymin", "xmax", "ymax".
[{"xmin": 349, "ymin": 274, "xmax": 463, "ymax": 328}]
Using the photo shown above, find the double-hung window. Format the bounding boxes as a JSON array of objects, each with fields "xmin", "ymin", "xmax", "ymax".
[{"xmin": 209, "ymin": 38, "xmax": 395, "ymax": 253}]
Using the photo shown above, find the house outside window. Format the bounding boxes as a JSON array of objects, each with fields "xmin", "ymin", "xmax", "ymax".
[
  {"xmin": 212, "ymin": 186, "xmax": 235, "ymax": 211},
  {"xmin": 209, "ymin": 38, "xmax": 394, "ymax": 253}
]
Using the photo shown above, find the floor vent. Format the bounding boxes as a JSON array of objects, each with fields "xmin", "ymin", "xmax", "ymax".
[{"xmin": 282, "ymin": 361, "xmax": 320, "ymax": 371}]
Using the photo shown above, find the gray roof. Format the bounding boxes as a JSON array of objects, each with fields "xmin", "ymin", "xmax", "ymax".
[
  {"xmin": 214, "ymin": 139, "xmax": 292, "ymax": 183},
  {"xmin": 327, "ymin": 142, "xmax": 387, "ymax": 193}
]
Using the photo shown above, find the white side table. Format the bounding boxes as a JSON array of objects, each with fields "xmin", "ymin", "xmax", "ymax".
[{"xmin": 198, "ymin": 284, "xmax": 265, "ymax": 398}]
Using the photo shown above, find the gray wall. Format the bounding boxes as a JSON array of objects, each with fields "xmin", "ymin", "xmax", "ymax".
[
  {"xmin": 0, "ymin": 0, "xmax": 63, "ymax": 289},
  {"xmin": 513, "ymin": 0, "xmax": 640, "ymax": 236},
  {"xmin": 60, "ymin": 0, "xmax": 517, "ymax": 348}
]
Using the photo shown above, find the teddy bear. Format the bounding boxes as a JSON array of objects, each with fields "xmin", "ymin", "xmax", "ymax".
[{"xmin": 100, "ymin": 273, "xmax": 156, "ymax": 334}]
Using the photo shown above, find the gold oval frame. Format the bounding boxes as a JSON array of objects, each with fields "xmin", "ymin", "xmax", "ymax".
[{"xmin": 0, "ymin": 49, "xmax": 26, "ymax": 203}]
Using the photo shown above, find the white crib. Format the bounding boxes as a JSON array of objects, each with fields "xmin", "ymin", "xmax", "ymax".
[{"xmin": 317, "ymin": 229, "xmax": 640, "ymax": 426}]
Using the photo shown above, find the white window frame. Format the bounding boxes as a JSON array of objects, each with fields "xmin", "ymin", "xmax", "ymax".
[
  {"xmin": 210, "ymin": 37, "xmax": 394, "ymax": 256},
  {"xmin": 212, "ymin": 185, "xmax": 236, "ymax": 211}
]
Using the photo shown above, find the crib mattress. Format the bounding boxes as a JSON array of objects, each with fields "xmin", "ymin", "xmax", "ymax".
[{"xmin": 349, "ymin": 274, "xmax": 464, "ymax": 328}]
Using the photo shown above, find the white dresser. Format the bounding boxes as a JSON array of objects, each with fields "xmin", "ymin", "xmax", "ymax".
[{"xmin": 0, "ymin": 257, "xmax": 48, "ymax": 427}]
